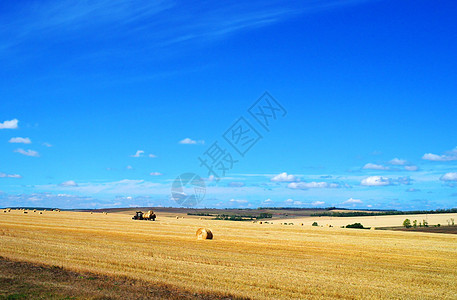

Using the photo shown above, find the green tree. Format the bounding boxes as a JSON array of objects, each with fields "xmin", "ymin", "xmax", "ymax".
[
  {"xmin": 312, "ymin": 221, "xmax": 318, "ymax": 226},
  {"xmin": 413, "ymin": 220, "xmax": 417, "ymax": 228},
  {"xmin": 403, "ymin": 219, "xmax": 412, "ymax": 228}
]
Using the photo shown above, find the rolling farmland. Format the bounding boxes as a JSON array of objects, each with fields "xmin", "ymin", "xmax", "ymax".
[{"xmin": 1, "ymin": 209, "xmax": 457, "ymax": 299}]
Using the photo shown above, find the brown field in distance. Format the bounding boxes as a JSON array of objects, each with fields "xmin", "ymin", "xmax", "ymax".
[{"xmin": 1, "ymin": 209, "xmax": 457, "ymax": 299}]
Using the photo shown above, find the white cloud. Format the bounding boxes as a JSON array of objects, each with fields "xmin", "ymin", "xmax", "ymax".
[
  {"xmin": 343, "ymin": 198, "xmax": 363, "ymax": 204},
  {"xmin": 150, "ymin": 172, "xmax": 162, "ymax": 176},
  {"xmin": 14, "ymin": 148, "xmax": 39, "ymax": 157},
  {"xmin": 205, "ymin": 175, "xmax": 216, "ymax": 182},
  {"xmin": 363, "ymin": 163, "xmax": 389, "ymax": 170},
  {"xmin": 287, "ymin": 182, "xmax": 340, "ymax": 189},
  {"xmin": 131, "ymin": 150, "xmax": 144, "ymax": 157},
  {"xmin": 406, "ymin": 188, "xmax": 420, "ymax": 192},
  {"xmin": 9, "ymin": 137, "xmax": 31, "ymax": 144},
  {"xmin": 404, "ymin": 165, "xmax": 419, "ymax": 171},
  {"xmin": 229, "ymin": 199, "xmax": 248, "ymax": 204},
  {"xmin": 126, "ymin": 165, "xmax": 133, "ymax": 170},
  {"xmin": 228, "ymin": 181, "xmax": 245, "ymax": 187},
  {"xmin": 422, "ymin": 148, "xmax": 457, "ymax": 162},
  {"xmin": 59, "ymin": 180, "xmax": 78, "ymax": 187},
  {"xmin": 0, "ymin": 172, "xmax": 22, "ymax": 178},
  {"xmin": 361, "ymin": 176, "xmax": 391, "ymax": 186},
  {"xmin": 0, "ymin": 119, "xmax": 18, "ymax": 129},
  {"xmin": 179, "ymin": 138, "xmax": 204, "ymax": 145},
  {"xmin": 312, "ymin": 201, "xmax": 325, "ymax": 206},
  {"xmin": 440, "ymin": 172, "xmax": 457, "ymax": 182},
  {"xmin": 285, "ymin": 198, "xmax": 293, "ymax": 203},
  {"xmin": 42, "ymin": 142, "xmax": 52, "ymax": 147},
  {"xmin": 131, "ymin": 150, "xmax": 156, "ymax": 158},
  {"xmin": 389, "ymin": 158, "xmax": 407, "ymax": 165},
  {"xmin": 293, "ymin": 201, "xmax": 303, "ymax": 205},
  {"xmin": 271, "ymin": 172, "xmax": 298, "ymax": 182}
]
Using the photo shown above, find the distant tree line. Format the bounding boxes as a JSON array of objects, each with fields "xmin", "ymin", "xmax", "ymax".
[
  {"xmin": 311, "ymin": 208, "xmax": 457, "ymax": 217},
  {"xmin": 213, "ymin": 213, "xmax": 272, "ymax": 221},
  {"xmin": 187, "ymin": 212, "xmax": 214, "ymax": 216}
]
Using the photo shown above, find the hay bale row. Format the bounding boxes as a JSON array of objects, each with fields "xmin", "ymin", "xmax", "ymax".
[{"xmin": 196, "ymin": 228, "xmax": 213, "ymax": 240}]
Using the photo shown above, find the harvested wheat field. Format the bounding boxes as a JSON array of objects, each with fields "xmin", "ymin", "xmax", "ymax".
[{"xmin": 1, "ymin": 210, "xmax": 457, "ymax": 299}]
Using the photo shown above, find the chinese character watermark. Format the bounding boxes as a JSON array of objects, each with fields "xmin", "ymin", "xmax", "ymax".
[{"xmin": 172, "ymin": 92, "xmax": 286, "ymax": 207}]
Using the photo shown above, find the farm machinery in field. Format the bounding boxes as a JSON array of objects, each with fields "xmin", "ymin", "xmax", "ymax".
[{"xmin": 132, "ymin": 210, "xmax": 156, "ymax": 221}]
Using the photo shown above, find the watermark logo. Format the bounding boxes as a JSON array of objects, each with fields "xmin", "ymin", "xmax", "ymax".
[
  {"xmin": 223, "ymin": 117, "xmax": 262, "ymax": 157},
  {"xmin": 171, "ymin": 92, "xmax": 287, "ymax": 207},
  {"xmin": 171, "ymin": 173, "xmax": 206, "ymax": 207}
]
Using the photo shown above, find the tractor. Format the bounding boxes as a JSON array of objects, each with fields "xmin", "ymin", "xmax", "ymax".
[{"xmin": 132, "ymin": 210, "xmax": 156, "ymax": 221}]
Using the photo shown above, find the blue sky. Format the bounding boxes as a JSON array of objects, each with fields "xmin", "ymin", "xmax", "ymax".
[{"xmin": 1, "ymin": 0, "xmax": 456, "ymax": 209}]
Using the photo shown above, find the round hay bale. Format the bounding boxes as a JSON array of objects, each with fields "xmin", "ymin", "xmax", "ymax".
[
  {"xmin": 370, "ymin": 227, "xmax": 376, "ymax": 230},
  {"xmin": 259, "ymin": 221, "xmax": 263, "ymax": 224},
  {"xmin": 196, "ymin": 228, "xmax": 213, "ymax": 240},
  {"xmin": 39, "ymin": 212, "xmax": 43, "ymax": 214},
  {"xmin": 176, "ymin": 216, "xmax": 179, "ymax": 219}
]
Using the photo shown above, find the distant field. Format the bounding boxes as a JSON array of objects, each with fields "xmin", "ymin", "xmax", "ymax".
[
  {"xmin": 1, "ymin": 209, "xmax": 457, "ymax": 299},
  {"xmin": 279, "ymin": 213, "xmax": 457, "ymax": 228}
]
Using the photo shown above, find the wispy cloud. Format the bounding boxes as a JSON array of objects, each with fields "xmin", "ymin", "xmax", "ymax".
[
  {"xmin": 228, "ymin": 181, "xmax": 245, "ymax": 187},
  {"xmin": 179, "ymin": 138, "xmax": 204, "ymax": 145},
  {"xmin": 422, "ymin": 148, "xmax": 457, "ymax": 162},
  {"xmin": 343, "ymin": 198, "xmax": 363, "ymax": 205},
  {"xmin": 0, "ymin": 119, "xmax": 18, "ymax": 129},
  {"xmin": 287, "ymin": 181, "xmax": 340, "ymax": 189},
  {"xmin": 131, "ymin": 150, "xmax": 144, "ymax": 157},
  {"xmin": 363, "ymin": 163, "xmax": 389, "ymax": 170},
  {"xmin": 0, "ymin": 172, "xmax": 22, "ymax": 178},
  {"xmin": 1, "ymin": 0, "xmax": 372, "ymax": 60},
  {"xmin": 404, "ymin": 165, "xmax": 419, "ymax": 171},
  {"xmin": 9, "ymin": 137, "xmax": 31, "ymax": 144},
  {"xmin": 389, "ymin": 158, "xmax": 407, "ymax": 165},
  {"xmin": 59, "ymin": 180, "xmax": 78, "ymax": 187},
  {"xmin": 14, "ymin": 148, "xmax": 39, "ymax": 157},
  {"xmin": 130, "ymin": 150, "xmax": 156, "ymax": 157}
]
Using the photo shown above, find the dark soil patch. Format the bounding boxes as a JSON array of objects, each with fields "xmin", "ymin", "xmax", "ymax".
[{"xmin": 380, "ymin": 225, "xmax": 457, "ymax": 234}]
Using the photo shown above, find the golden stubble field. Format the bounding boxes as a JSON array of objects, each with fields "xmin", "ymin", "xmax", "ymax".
[{"xmin": 1, "ymin": 210, "xmax": 457, "ymax": 299}]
